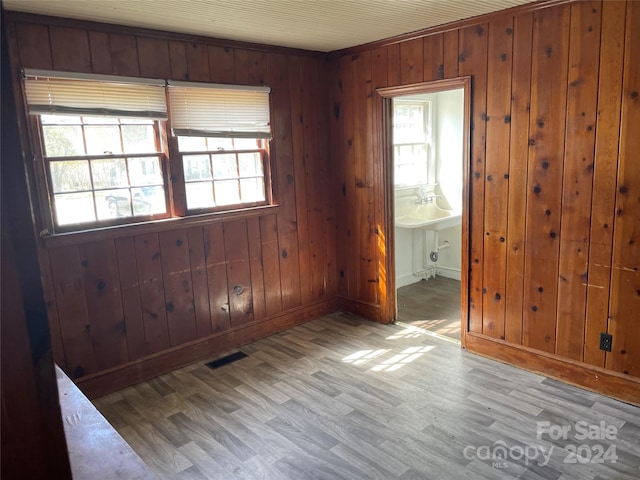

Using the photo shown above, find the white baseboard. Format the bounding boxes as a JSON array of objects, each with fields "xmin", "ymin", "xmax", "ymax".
[
  {"xmin": 435, "ymin": 266, "xmax": 461, "ymax": 280},
  {"xmin": 396, "ymin": 270, "xmax": 433, "ymax": 288}
]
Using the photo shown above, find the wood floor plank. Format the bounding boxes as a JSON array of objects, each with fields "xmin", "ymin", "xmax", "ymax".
[
  {"xmin": 272, "ymin": 379, "xmax": 353, "ymax": 417},
  {"xmin": 167, "ymin": 464, "xmax": 209, "ymax": 480},
  {"xmin": 330, "ymin": 442, "xmax": 406, "ymax": 479},
  {"xmin": 170, "ymin": 411, "xmax": 256, "ymax": 463},
  {"xmin": 94, "ymin": 314, "xmax": 640, "ymax": 480},
  {"xmin": 176, "ymin": 441, "xmax": 240, "ymax": 480},
  {"xmin": 118, "ymin": 424, "xmax": 193, "ymax": 477},
  {"xmin": 230, "ymin": 408, "xmax": 312, "ymax": 465},
  {"xmin": 397, "ymin": 276, "xmax": 461, "ymax": 340}
]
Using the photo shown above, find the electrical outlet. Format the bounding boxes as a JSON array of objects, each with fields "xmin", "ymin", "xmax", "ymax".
[{"xmin": 599, "ymin": 333, "xmax": 612, "ymax": 352}]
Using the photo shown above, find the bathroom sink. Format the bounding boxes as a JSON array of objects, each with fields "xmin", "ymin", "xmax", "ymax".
[{"xmin": 395, "ymin": 202, "xmax": 462, "ymax": 231}]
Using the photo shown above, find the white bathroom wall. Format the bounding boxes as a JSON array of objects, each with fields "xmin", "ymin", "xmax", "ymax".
[
  {"xmin": 434, "ymin": 88, "xmax": 463, "ymax": 279},
  {"xmin": 434, "ymin": 224, "xmax": 462, "ymax": 280},
  {"xmin": 436, "ymin": 88, "xmax": 464, "ymax": 211},
  {"xmin": 395, "ymin": 225, "xmax": 416, "ymax": 286}
]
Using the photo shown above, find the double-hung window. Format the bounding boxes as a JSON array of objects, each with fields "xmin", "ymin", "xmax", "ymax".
[
  {"xmin": 168, "ymin": 81, "xmax": 271, "ymax": 212},
  {"xmin": 392, "ymin": 98, "xmax": 434, "ymax": 186},
  {"xmin": 24, "ymin": 71, "xmax": 169, "ymax": 230},
  {"xmin": 22, "ymin": 70, "xmax": 273, "ymax": 233},
  {"xmin": 177, "ymin": 136, "xmax": 268, "ymax": 210},
  {"xmin": 40, "ymin": 115, "xmax": 168, "ymax": 226}
]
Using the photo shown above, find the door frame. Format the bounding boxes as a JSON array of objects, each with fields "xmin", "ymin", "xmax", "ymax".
[{"xmin": 377, "ymin": 76, "xmax": 471, "ymax": 347}]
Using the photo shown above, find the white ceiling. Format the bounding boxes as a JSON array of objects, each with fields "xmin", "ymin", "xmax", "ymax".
[{"xmin": 4, "ymin": 0, "xmax": 536, "ymax": 52}]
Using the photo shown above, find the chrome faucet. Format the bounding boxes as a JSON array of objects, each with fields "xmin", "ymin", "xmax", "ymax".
[{"xmin": 416, "ymin": 193, "xmax": 441, "ymax": 204}]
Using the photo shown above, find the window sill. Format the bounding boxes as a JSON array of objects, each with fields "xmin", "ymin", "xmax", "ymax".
[{"xmin": 42, "ymin": 204, "xmax": 280, "ymax": 248}]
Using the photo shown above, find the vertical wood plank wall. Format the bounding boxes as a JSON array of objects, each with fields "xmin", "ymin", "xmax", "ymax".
[
  {"xmin": 5, "ymin": 1, "xmax": 640, "ymax": 401},
  {"xmin": 1, "ymin": 25, "xmax": 72, "ymax": 475},
  {"xmin": 332, "ymin": 1, "xmax": 640, "ymax": 382},
  {"xmin": 6, "ymin": 14, "xmax": 337, "ymax": 396}
]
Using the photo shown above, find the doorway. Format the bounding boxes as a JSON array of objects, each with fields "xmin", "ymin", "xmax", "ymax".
[{"xmin": 377, "ymin": 78, "xmax": 470, "ymax": 346}]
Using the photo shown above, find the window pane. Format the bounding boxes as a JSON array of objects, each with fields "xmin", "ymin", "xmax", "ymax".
[
  {"xmin": 394, "ymin": 104, "xmax": 425, "ymax": 144},
  {"xmin": 42, "ymin": 115, "xmax": 167, "ymax": 228},
  {"xmin": 128, "ymin": 156, "xmax": 163, "ymax": 185},
  {"xmin": 240, "ymin": 178, "xmax": 265, "ymax": 202},
  {"xmin": 50, "ymin": 160, "xmax": 91, "ymax": 193},
  {"xmin": 177, "ymin": 136, "xmax": 207, "ymax": 152},
  {"xmin": 207, "ymin": 137, "xmax": 233, "ymax": 150},
  {"xmin": 395, "ymin": 164, "xmax": 412, "ymax": 186},
  {"xmin": 132, "ymin": 186, "xmax": 166, "ymax": 215},
  {"xmin": 85, "ymin": 125, "xmax": 123, "ymax": 155},
  {"xmin": 238, "ymin": 152, "xmax": 261, "ymax": 177},
  {"xmin": 186, "ymin": 182, "xmax": 215, "ymax": 209},
  {"xmin": 121, "ymin": 118, "xmax": 153, "ymax": 125},
  {"xmin": 122, "ymin": 124, "xmax": 156, "ymax": 153},
  {"xmin": 41, "ymin": 114, "xmax": 81, "ymax": 125},
  {"xmin": 212, "ymin": 154, "xmax": 237, "ymax": 179},
  {"xmin": 397, "ymin": 144, "xmax": 427, "ymax": 164},
  {"xmin": 54, "ymin": 192, "xmax": 96, "ymax": 225},
  {"xmin": 83, "ymin": 116, "xmax": 119, "ymax": 124},
  {"xmin": 233, "ymin": 138, "xmax": 259, "ymax": 150},
  {"xmin": 214, "ymin": 180, "xmax": 240, "ymax": 206},
  {"xmin": 183, "ymin": 155, "xmax": 212, "ymax": 181},
  {"xmin": 91, "ymin": 158, "xmax": 128, "ymax": 189},
  {"xmin": 43, "ymin": 125, "xmax": 85, "ymax": 157},
  {"xmin": 177, "ymin": 135, "xmax": 268, "ymax": 211},
  {"xmin": 96, "ymin": 189, "xmax": 133, "ymax": 219}
]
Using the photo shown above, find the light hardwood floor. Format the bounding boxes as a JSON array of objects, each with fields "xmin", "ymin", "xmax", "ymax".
[
  {"xmin": 397, "ymin": 276, "xmax": 461, "ymax": 341},
  {"xmin": 94, "ymin": 312, "xmax": 640, "ymax": 480}
]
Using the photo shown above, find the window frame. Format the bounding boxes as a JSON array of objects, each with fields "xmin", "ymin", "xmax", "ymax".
[
  {"xmin": 175, "ymin": 137, "xmax": 271, "ymax": 214},
  {"xmin": 23, "ymin": 74, "xmax": 276, "ymax": 236},
  {"xmin": 34, "ymin": 115, "xmax": 173, "ymax": 232},
  {"xmin": 166, "ymin": 134, "xmax": 274, "ymax": 219}
]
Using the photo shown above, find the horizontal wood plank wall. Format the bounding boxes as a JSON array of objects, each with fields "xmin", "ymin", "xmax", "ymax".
[
  {"xmin": 331, "ymin": 0, "xmax": 640, "ymax": 394},
  {"xmin": 6, "ymin": 14, "xmax": 336, "ymax": 394}
]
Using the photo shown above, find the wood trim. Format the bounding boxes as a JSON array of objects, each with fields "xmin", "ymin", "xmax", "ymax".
[
  {"xmin": 56, "ymin": 366, "xmax": 157, "ymax": 479},
  {"xmin": 4, "ymin": 11, "xmax": 328, "ymax": 58},
  {"xmin": 465, "ymin": 332, "xmax": 640, "ymax": 406},
  {"xmin": 1, "ymin": 21, "xmax": 73, "ymax": 477},
  {"xmin": 377, "ymin": 77, "xmax": 472, "ymax": 97},
  {"xmin": 375, "ymin": 77, "xmax": 472, "ymax": 346},
  {"xmin": 460, "ymin": 78, "xmax": 472, "ymax": 349},
  {"xmin": 5, "ymin": 22, "xmax": 52, "ymax": 236},
  {"xmin": 337, "ymin": 296, "xmax": 384, "ymax": 323},
  {"xmin": 76, "ymin": 298, "xmax": 337, "ymax": 398},
  {"xmin": 330, "ymin": 0, "xmax": 574, "ymax": 57},
  {"xmin": 381, "ymin": 96, "xmax": 396, "ymax": 322},
  {"xmin": 42, "ymin": 204, "xmax": 280, "ymax": 247}
]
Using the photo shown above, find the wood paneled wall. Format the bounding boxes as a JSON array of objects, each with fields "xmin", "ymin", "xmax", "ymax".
[
  {"xmin": 5, "ymin": 13, "xmax": 336, "ymax": 396},
  {"xmin": 332, "ymin": 0, "xmax": 640, "ymax": 392},
  {"xmin": 5, "ymin": 2, "xmax": 640, "ymax": 403},
  {"xmin": 1, "ymin": 25, "xmax": 72, "ymax": 476}
]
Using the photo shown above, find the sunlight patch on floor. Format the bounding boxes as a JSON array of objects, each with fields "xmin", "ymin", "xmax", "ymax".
[
  {"xmin": 394, "ymin": 321, "xmax": 461, "ymax": 345},
  {"xmin": 385, "ymin": 327, "xmax": 426, "ymax": 340},
  {"xmin": 370, "ymin": 345, "xmax": 435, "ymax": 372},
  {"xmin": 341, "ymin": 349, "xmax": 390, "ymax": 365}
]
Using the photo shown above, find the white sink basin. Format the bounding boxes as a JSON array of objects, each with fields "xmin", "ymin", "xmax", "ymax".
[{"xmin": 395, "ymin": 201, "xmax": 461, "ymax": 231}]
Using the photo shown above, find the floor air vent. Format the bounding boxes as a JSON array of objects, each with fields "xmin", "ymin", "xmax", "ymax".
[{"xmin": 205, "ymin": 351, "xmax": 248, "ymax": 370}]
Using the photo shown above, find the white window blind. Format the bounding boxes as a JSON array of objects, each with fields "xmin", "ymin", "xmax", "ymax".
[
  {"xmin": 168, "ymin": 80, "xmax": 271, "ymax": 139},
  {"xmin": 23, "ymin": 69, "xmax": 167, "ymax": 120}
]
